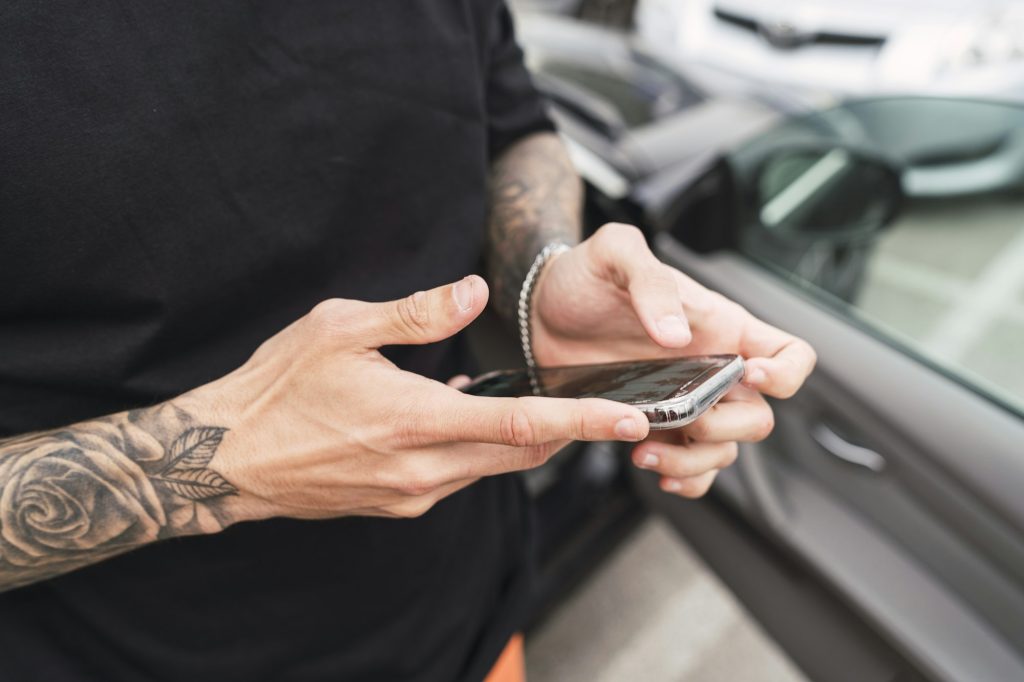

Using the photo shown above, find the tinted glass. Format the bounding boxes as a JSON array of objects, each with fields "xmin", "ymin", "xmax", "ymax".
[
  {"xmin": 732, "ymin": 97, "xmax": 1024, "ymax": 414},
  {"xmin": 757, "ymin": 149, "xmax": 898, "ymax": 237}
]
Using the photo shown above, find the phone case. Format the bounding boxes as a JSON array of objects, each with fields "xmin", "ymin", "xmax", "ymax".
[
  {"xmin": 463, "ymin": 356, "xmax": 746, "ymax": 430},
  {"xmin": 639, "ymin": 356, "xmax": 745, "ymax": 429}
]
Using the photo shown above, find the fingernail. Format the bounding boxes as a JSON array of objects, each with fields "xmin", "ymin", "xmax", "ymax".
[
  {"xmin": 662, "ymin": 478, "xmax": 682, "ymax": 492},
  {"xmin": 657, "ymin": 315, "xmax": 690, "ymax": 344},
  {"xmin": 745, "ymin": 368, "xmax": 766, "ymax": 385},
  {"xmin": 640, "ymin": 452, "xmax": 660, "ymax": 468},
  {"xmin": 452, "ymin": 277, "xmax": 474, "ymax": 312},
  {"xmin": 614, "ymin": 418, "xmax": 641, "ymax": 441}
]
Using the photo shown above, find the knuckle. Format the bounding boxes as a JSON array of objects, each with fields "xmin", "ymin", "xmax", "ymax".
[
  {"xmin": 396, "ymin": 291, "xmax": 432, "ymax": 336},
  {"xmin": 593, "ymin": 223, "xmax": 647, "ymax": 260},
  {"xmin": 390, "ymin": 403, "xmax": 446, "ymax": 447},
  {"xmin": 687, "ymin": 416, "xmax": 712, "ymax": 442},
  {"xmin": 721, "ymin": 298, "xmax": 749, "ymax": 323},
  {"xmin": 374, "ymin": 466, "xmax": 406, "ymax": 493},
  {"xmin": 391, "ymin": 463, "xmax": 443, "ymax": 497},
  {"xmin": 773, "ymin": 340, "xmax": 815, "ymax": 399},
  {"xmin": 505, "ymin": 443, "xmax": 554, "ymax": 472},
  {"xmin": 686, "ymin": 290, "xmax": 719, "ymax": 319},
  {"xmin": 776, "ymin": 378, "xmax": 800, "ymax": 399},
  {"xmin": 654, "ymin": 263, "xmax": 678, "ymax": 286},
  {"xmin": 658, "ymin": 452, "xmax": 686, "ymax": 478},
  {"xmin": 598, "ymin": 222, "xmax": 644, "ymax": 244},
  {"xmin": 307, "ymin": 298, "xmax": 352, "ymax": 333},
  {"xmin": 799, "ymin": 339, "xmax": 818, "ymax": 371},
  {"xmin": 396, "ymin": 477, "xmax": 435, "ymax": 498},
  {"xmin": 636, "ymin": 267, "xmax": 674, "ymax": 297},
  {"xmin": 395, "ymin": 497, "xmax": 435, "ymax": 519},
  {"xmin": 523, "ymin": 443, "xmax": 555, "ymax": 468},
  {"xmin": 574, "ymin": 407, "xmax": 590, "ymax": 442},
  {"xmin": 753, "ymin": 408, "xmax": 775, "ymax": 441},
  {"xmin": 721, "ymin": 442, "xmax": 740, "ymax": 467},
  {"xmin": 499, "ymin": 403, "xmax": 538, "ymax": 447},
  {"xmin": 678, "ymin": 476, "xmax": 714, "ymax": 499},
  {"xmin": 389, "ymin": 419, "xmax": 422, "ymax": 448}
]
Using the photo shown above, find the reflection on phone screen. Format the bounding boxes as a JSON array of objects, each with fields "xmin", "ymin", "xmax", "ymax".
[{"xmin": 463, "ymin": 356, "xmax": 734, "ymax": 403}]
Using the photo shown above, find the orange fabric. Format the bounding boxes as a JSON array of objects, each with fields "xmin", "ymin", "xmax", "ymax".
[{"xmin": 483, "ymin": 634, "xmax": 526, "ymax": 682}]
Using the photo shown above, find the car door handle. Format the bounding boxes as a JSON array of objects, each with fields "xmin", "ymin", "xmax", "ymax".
[{"xmin": 811, "ymin": 423, "xmax": 887, "ymax": 473}]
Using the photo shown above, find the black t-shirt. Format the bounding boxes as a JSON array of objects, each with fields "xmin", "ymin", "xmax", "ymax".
[{"xmin": 0, "ymin": 2, "xmax": 553, "ymax": 680}]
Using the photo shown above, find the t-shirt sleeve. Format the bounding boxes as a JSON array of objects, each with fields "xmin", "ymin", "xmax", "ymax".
[{"xmin": 484, "ymin": 3, "xmax": 556, "ymax": 161}]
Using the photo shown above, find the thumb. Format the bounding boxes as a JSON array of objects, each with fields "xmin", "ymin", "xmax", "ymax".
[{"xmin": 360, "ymin": 275, "xmax": 488, "ymax": 348}]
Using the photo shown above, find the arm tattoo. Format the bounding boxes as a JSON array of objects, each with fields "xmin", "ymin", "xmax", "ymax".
[
  {"xmin": 486, "ymin": 132, "xmax": 583, "ymax": 325},
  {"xmin": 0, "ymin": 403, "xmax": 236, "ymax": 592}
]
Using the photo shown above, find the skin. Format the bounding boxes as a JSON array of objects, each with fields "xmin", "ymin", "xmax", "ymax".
[
  {"xmin": 489, "ymin": 133, "xmax": 816, "ymax": 497},
  {"xmin": 0, "ymin": 132, "xmax": 814, "ymax": 593}
]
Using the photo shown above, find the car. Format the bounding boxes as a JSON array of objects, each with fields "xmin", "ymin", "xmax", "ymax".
[
  {"xmin": 636, "ymin": 0, "xmax": 1024, "ymax": 106},
  {"xmin": 516, "ymin": 13, "xmax": 901, "ymax": 303},
  {"xmin": 512, "ymin": 13, "xmax": 784, "ymax": 236},
  {"xmin": 481, "ymin": 12, "xmax": 1024, "ymax": 681},
  {"xmin": 633, "ymin": 1, "xmax": 1024, "ymax": 197},
  {"xmin": 639, "ymin": 95, "xmax": 1024, "ymax": 681}
]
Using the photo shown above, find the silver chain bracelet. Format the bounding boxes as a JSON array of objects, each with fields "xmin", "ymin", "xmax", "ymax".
[{"xmin": 518, "ymin": 242, "xmax": 571, "ymax": 376}]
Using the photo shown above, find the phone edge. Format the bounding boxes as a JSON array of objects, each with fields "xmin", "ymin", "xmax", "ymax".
[{"xmin": 641, "ymin": 356, "xmax": 746, "ymax": 430}]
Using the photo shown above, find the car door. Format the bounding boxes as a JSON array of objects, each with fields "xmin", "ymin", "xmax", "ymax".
[{"xmin": 634, "ymin": 98, "xmax": 1024, "ymax": 682}]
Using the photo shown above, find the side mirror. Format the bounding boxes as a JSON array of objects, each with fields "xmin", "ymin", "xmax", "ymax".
[{"xmin": 755, "ymin": 147, "xmax": 902, "ymax": 241}]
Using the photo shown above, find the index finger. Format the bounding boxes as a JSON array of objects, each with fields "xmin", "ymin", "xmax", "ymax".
[
  {"xmin": 590, "ymin": 224, "xmax": 692, "ymax": 347},
  {"xmin": 440, "ymin": 393, "xmax": 650, "ymax": 447},
  {"xmin": 739, "ymin": 320, "xmax": 817, "ymax": 398}
]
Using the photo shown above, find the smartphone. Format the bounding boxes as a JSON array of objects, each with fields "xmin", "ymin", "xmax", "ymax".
[{"xmin": 460, "ymin": 354, "xmax": 744, "ymax": 430}]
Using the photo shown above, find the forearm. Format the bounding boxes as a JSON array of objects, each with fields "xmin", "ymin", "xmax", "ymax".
[
  {"xmin": 0, "ymin": 395, "xmax": 237, "ymax": 592},
  {"xmin": 485, "ymin": 131, "xmax": 583, "ymax": 324}
]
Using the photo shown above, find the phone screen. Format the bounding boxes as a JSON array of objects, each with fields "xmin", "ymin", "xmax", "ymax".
[{"xmin": 462, "ymin": 355, "xmax": 737, "ymax": 403}]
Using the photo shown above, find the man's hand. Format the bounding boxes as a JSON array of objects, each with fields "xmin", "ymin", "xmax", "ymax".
[
  {"xmin": 0, "ymin": 275, "xmax": 651, "ymax": 592},
  {"xmin": 481, "ymin": 133, "xmax": 812, "ymax": 500},
  {"xmin": 530, "ymin": 223, "xmax": 817, "ymax": 497},
  {"xmin": 206, "ymin": 275, "xmax": 649, "ymax": 522}
]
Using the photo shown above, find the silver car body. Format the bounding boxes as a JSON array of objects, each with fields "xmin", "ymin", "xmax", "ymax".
[{"xmin": 636, "ymin": 0, "xmax": 1024, "ymax": 105}]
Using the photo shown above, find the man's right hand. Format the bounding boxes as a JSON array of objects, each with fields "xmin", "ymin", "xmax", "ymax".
[{"xmin": 201, "ymin": 275, "xmax": 649, "ymax": 522}]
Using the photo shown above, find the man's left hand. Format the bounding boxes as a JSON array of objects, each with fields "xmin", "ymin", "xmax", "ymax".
[{"xmin": 531, "ymin": 223, "xmax": 817, "ymax": 498}]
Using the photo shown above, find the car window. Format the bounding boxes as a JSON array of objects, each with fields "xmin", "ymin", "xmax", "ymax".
[{"xmin": 730, "ymin": 98, "xmax": 1024, "ymax": 415}]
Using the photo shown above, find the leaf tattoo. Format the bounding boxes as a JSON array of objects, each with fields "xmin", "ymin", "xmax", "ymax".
[
  {"xmin": 163, "ymin": 427, "xmax": 227, "ymax": 471},
  {"xmin": 154, "ymin": 427, "xmax": 237, "ymax": 500},
  {"xmin": 153, "ymin": 469, "xmax": 237, "ymax": 500}
]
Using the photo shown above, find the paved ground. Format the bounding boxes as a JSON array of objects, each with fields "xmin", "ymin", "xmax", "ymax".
[{"xmin": 526, "ymin": 518, "xmax": 807, "ymax": 682}]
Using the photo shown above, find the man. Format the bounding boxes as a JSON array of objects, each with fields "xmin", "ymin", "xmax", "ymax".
[{"xmin": 0, "ymin": 2, "xmax": 815, "ymax": 680}]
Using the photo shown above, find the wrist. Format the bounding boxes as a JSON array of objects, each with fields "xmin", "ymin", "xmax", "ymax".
[
  {"xmin": 173, "ymin": 377, "xmax": 271, "ymax": 527},
  {"xmin": 519, "ymin": 242, "xmax": 571, "ymax": 370}
]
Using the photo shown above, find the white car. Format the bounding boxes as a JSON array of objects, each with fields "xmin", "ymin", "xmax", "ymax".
[{"xmin": 636, "ymin": 0, "xmax": 1024, "ymax": 106}]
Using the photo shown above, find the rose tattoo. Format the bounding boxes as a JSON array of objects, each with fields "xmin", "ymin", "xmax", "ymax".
[{"xmin": 0, "ymin": 408, "xmax": 235, "ymax": 590}]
